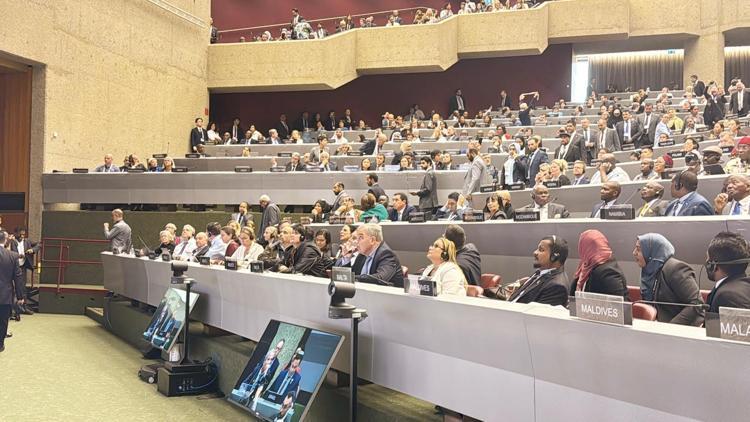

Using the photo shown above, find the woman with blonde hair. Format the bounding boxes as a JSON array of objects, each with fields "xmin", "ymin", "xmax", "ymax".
[
  {"xmin": 231, "ymin": 227, "xmax": 264, "ymax": 267},
  {"xmin": 421, "ymin": 238, "xmax": 467, "ymax": 296},
  {"xmin": 549, "ymin": 159, "xmax": 571, "ymax": 185}
]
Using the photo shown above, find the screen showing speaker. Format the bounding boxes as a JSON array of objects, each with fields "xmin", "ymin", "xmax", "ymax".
[
  {"xmin": 227, "ymin": 319, "xmax": 343, "ymax": 421},
  {"xmin": 142, "ymin": 287, "xmax": 200, "ymax": 352}
]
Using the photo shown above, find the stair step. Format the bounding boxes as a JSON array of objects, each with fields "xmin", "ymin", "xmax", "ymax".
[{"xmin": 85, "ymin": 306, "xmax": 105, "ymax": 325}]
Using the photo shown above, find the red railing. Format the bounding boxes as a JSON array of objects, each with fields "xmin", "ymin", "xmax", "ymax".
[{"xmin": 41, "ymin": 237, "xmax": 109, "ymax": 293}]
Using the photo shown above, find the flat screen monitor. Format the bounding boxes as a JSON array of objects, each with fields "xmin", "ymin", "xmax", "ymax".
[
  {"xmin": 227, "ymin": 320, "xmax": 344, "ymax": 421},
  {"xmin": 142, "ymin": 287, "xmax": 199, "ymax": 352}
]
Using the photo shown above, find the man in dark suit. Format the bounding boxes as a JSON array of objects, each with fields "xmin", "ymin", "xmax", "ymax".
[
  {"xmin": 616, "ymin": 110, "xmax": 644, "ymax": 148},
  {"xmin": 730, "ymin": 82, "xmax": 750, "ymax": 117},
  {"xmin": 0, "ymin": 231, "xmax": 24, "ymax": 352},
  {"xmin": 275, "ymin": 114, "xmax": 291, "ymax": 140},
  {"xmin": 190, "ymin": 232, "xmax": 210, "ymax": 261},
  {"xmin": 231, "ymin": 201, "xmax": 251, "ymax": 228},
  {"xmin": 664, "ymin": 170, "xmax": 713, "ymax": 216},
  {"xmin": 189, "ymin": 117, "xmax": 208, "ymax": 152},
  {"xmin": 285, "ymin": 153, "xmax": 303, "ymax": 172},
  {"xmin": 229, "ymin": 117, "xmax": 244, "ymax": 142},
  {"xmin": 704, "ymin": 84, "xmax": 728, "ymax": 127},
  {"xmin": 268, "ymin": 351, "xmax": 303, "ymax": 398},
  {"xmin": 590, "ymin": 181, "xmax": 622, "ymax": 218},
  {"xmin": 387, "ymin": 193, "xmax": 416, "ymax": 221},
  {"xmin": 637, "ymin": 104, "xmax": 659, "ymax": 147},
  {"xmin": 366, "ymin": 173, "xmax": 386, "ymax": 201},
  {"xmin": 444, "ymin": 225, "xmax": 481, "ymax": 286},
  {"xmin": 336, "ymin": 224, "xmax": 404, "ymax": 287},
  {"xmin": 294, "ymin": 111, "xmax": 312, "ymax": 132},
  {"xmin": 518, "ymin": 92, "xmax": 539, "ymax": 126},
  {"xmin": 570, "ymin": 160, "xmax": 590, "ymax": 185},
  {"xmin": 9, "ymin": 228, "xmax": 39, "ymax": 315},
  {"xmin": 448, "ymin": 89, "xmax": 466, "ymax": 115},
  {"xmin": 507, "ymin": 236, "xmax": 570, "ymax": 307},
  {"xmin": 576, "ymin": 118, "xmax": 598, "ymax": 164},
  {"xmin": 553, "ymin": 132, "xmax": 580, "ymax": 162},
  {"xmin": 259, "ymin": 195, "xmax": 281, "ymax": 243},
  {"xmin": 517, "ymin": 185, "xmax": 570, "ymax": 219},
  {"xmin": 517, "ymin": 135, "xmax": 548, "ymax": 184},
  {"xmin": 500, "ymin": 147, "xmax": 528, "ymax": 187},
  {"xmin": 359, "ymin": 133, "xmax": 387, "ymax": 156},
  {"xmin": 325, "ymin": 111, "xmax": 337, "ymax": 131},
  {"xmin": 636, "ymin": 181, "xmax": 669, "ymax": 217},
  {"xmin": 411, "ymin": 156, "xmax": 438, "ymax": 213},
  {"xmin": 498, "ymin": 89, "xmax": 512, "ymax": 109},
  {"xmin": 705, "ymin": 232, "xmax": 750, "ymax": 313},
  {"xmin": 330, "ymin": 182, "xmax": 346, "ymax": 212},
  {"xmin": 690, "ymin": 74, "xmax": 705, "ymax": 97}
]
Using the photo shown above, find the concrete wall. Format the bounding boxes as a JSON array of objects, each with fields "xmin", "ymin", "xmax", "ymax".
[{"xmin": 1, "ymin": 0, "xmax": 211, "ymax": 236}]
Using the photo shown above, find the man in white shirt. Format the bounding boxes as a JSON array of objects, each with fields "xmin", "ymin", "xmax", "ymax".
[
  {"xmin": 654, "ymin": 114, "xmax": 672, "ymax": 143},
  {"xmin": 714, "ymin": 175, "xmax": 750, "ymax": 215},
  {"xmin": 589, "ymin": 154, "xmax": 631, "ymax": 184},
  {"xmin": 330, "ymin": 129, "xmax": 348, "ymax": 144},
  {"xmin": 590, "ymin": 181, "xmax": 622, "ymax": 218}
]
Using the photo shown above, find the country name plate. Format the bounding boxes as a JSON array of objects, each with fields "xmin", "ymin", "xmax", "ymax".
[
  {"xmin": 569, "ymin": 291, "xmax": 632, "ymax": 326},
  {"xmin": 706, "ymin": 307, "xmax": 750, "ymax": 344}
]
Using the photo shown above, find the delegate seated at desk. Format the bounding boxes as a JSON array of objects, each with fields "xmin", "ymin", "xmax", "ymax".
[
  {"xmin": 335, "ymin": 223, "xmax": 404, "ymax": 287},
  {"xmin": 267, "ymin": 351, "xmax": 303, "ymax": 399},
  {"xmin": 444, "ymin": 225, "xmax": 481, "ymax": 286},
  {"xmin": 570, "ymin": 230, "xmax": 630, "ymax": 300},
  {"xmin": 705, "ymin": 232, "xmax": 750, "ymax": 313},
  {"xmin": 507, "ymin": 236, "xmax": 570, "ymax": 307}
]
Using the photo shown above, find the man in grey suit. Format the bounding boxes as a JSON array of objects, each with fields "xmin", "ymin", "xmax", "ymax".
[
  {"xmin": 517, "ymin": 185, "xmax": 570, "ymax": 219},
  {"xmin": 596, "ymin": 118, "xmax": 621, "ymax": 152},
  {"xmin": 0, "ymin": 231, "xmax": 24, "ymax": 352},
  {"xmin": 616, "ymin": 110, "xmax": 644, "ymax": 148},
  {"xmin": 636, "ymin": 181, "xmax": 669, "ymax": 217},
  {"xmin": 259, "ymin": 195, "xmax": 281, "ymax": 245},
  {"xmin": 103, "ymin": 209, "xmax": 132, "ymax": 253},
  {"xmin": 637, "ymin": 103, "xmax": 660, "ymax": 146},
  {"xmin": 576, "ymin": 118, "xmax": 598, "ymax": 165},
  {"xmin": 461, "ymin": 147, "xmax": 488, "ymax": 207},
  {"xmin": 410, "ymin": 156, "xmax": 438, "ymax": 214}
]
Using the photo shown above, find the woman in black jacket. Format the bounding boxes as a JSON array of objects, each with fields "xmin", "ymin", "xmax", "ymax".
[
  {"xmin": 571, "ymin": 230, "xmax": 629, "ymax": 300},
  {"xmin": 633, "ymin": 233, "xmax": 704, "ymax": 326},
  {"xmin": 276, "ymin": 225, "xmax": 327, "ymax": 277}
]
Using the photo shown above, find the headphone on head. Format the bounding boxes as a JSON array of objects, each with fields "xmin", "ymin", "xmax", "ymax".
[
  {"xmin": 673, "ymin": 170, "xmax": 687, "ymax": 191},
  {"xmin": 704, "ymin": 257, "xmax": 750, "ymax": 274},
  {"xmin": 438, "ymin": 238, "xmax": 449, "ymax": 261},
  {"xmin": 549, "ymin": 235, "xmax": 562, "ymax": 263}
]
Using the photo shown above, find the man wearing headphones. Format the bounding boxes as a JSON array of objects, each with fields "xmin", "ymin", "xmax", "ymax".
[
  {"xmin": 275, "ymin": 225, "xmax": 328, "ymax": 277},
  {"xmin": 664, "ymin": 170, "xmax": 713, "ymax": 216},
  {"xmin": 633, "ymin": 158, "xmax": 659, "ymax": 181},
  {"xmin": 705, "ymin": 232, "xmax": 750, "ymax": 313},
  {"xmin": 714, "ymin": 175, "xmax": 750, "ymax": 215},
  {"xmin": 507, "ymin": 236, "xmax": 570, "ymax": 307},
  {"xmin": 637, "ymin": 181, "xmax": 670, "ymax": 217}
]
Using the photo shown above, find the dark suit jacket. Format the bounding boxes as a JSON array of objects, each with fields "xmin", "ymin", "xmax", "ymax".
[
  {"xmin": 518, "ymin": 202, "xmax": 570, "ymax": 218},
  {"xmin": 637, "ymin": 199, "xmax": 669, "ymax": 217},
  {"xmin": 282, "ymin": 242, "xmax": 327, "ymax": 278},
  {"xmin": 359, "ymin": 139, "xmax": 376, "ymax": 155},
  {"xmin": 570, "ymin": 258, "xmax": 630, "ymax": 300},
  {"xmin": 703, "ymin": 92, "xmax": 727, "ymax": 127},
  {"xmin": 275, "ymin": 121, "xmax": 291, "ymax": 140},
  {"xmin": 637, "ymin": 113, "xmax": 660, "ymax": 146},
  {"xmin": 228, "ymin": 125, "xmax": 244, "ymax": 140},
  {"xmin": 388, "ymin": 205, "xmax": 416, "ymax": 222},
  {"xmin": 590, "ymin": 200, "xmax": 619, "ymax": 218},
  {"xmin": 730, "ymin": 90, "xmax": 750, "ymax": 117},
  {"xmin": 349, "ymin": 242, "xmax": 404, "ymax": 287},
  {"xmin": 707, "ymin": 274, "xmax": 750, "ymax": 313},
  {"xmin": 664, "ymin": 192, "xmax": 714, "ymax": 216},
  {"xmin": 268, "ymin": 369, "xmax": 301, "ymax": 397},
  {"xmin": 294, "ymin": 116, "xmax": 312, "ymax": 132},
  {"xmin": 575, "ymin": 127, "xmax": 598, "ymax": 164},
  {"xmin": 501, "ymin": 156, "xmax": 528, "ymax": 186},
  {"xmin": 449, "ymin": 95, "xmax": 466, "ymax": 114},
  {"xmin": 693, "ymin": 80, "xmax": 705, "ymax": 97},
  {"xmin": 285, "ymin": 161, "xmax": 303, "ymax": 172},
  {"xmin": 0, "ymin": 248, "xmax": 24, "ymax": 305},
  {"xmin": 653, "ymin": 257, "xmax": 704, "ymax": 326},
  {"xmin": 456, "ymin": 243, "xmax": 481, "ymax": 286},
  {"xmin": 415, "ymin": 169, "xmax": 438, "ymax": 210},
  {"xmin": 368, "ymin": 184, "xmax": 386, "ymax": 201},
  {"xmin": 9, "ymin": 238, "xmax": 40, "ymax": 270},
  {"xmin": 190, "ymin": 127, "xmax": 207, "ymax": 151},
  {"xmin": 509, "ymin": 268, "xmax": 569, "ymax": 307},
  {"xmin": 518, "ymin": 97, "xmax": 536, "ymax": 126},
  {"xmin": 571, "ymin": 175, "xmax": 590, "ymax": 185},
  {"xmin": 325, "ymin": 118, "xmax": 337, "ymax": 131},
  {"xmin": 553, "ymin": 143, "xmax": 581, "ymax": 162},
  {"xmin": 498, "ymin": 95, "xmax": 512, "ymax": 109},
  {"xmin": 519, "ymin": 149, "xmax": 549, "ymax": 184},
  {"xmin": 615, "ymin": 119, "xmax": 644, "ymax": 147},
  {"xmin": 192, "ymin": 244, "xmax": 209, "ymax": 260}
]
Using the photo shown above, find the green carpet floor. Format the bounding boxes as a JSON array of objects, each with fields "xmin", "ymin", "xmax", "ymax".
[{"xmin": 0, "ymin": 314, "xmax": 249, "ymax": 421}]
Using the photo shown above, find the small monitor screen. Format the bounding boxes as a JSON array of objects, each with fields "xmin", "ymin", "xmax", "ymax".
[
  {"xmin": 227, "ymin": 320, "xmax": 343, "ymax": 421},
  {"xmin": 142, "ymin": 287, "xmax": 199, "ymax": 352}
]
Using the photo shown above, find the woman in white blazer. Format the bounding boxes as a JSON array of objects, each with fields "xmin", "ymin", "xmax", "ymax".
[
  {"xmin": 231, "ymin": 227, "xmax": 264, "ymax": 268},
  {"xmin": 421, "ymin": 237, "xmax": 467, "ymax": 296}
]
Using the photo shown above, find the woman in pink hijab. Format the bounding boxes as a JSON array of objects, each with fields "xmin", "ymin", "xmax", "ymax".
[{"xmin": 571, "ymin": 230, "xmax": 630, "ymax": 300}]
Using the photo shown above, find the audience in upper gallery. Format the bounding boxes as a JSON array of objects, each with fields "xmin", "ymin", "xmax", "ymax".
[
  {"xmin": 190, "ymin": 117, "xmax": 208, "ymax": 152},
  {"xmin": 633, "ymin": 158, "xmax": 658, "ymax": 181},
  {"xmin": 554, "ymin": 131, "xmax": 580, "ymax": 162},
  {"xmin": 190, "ymin": 232, "xmax": 209, "ymax": 261},
  {"xmin": 590, "ymin": 181, "xmax": 623, "ymax": 218},
  {"xmin": 231, "ymin": 201, "xmax": 251, "ymax": 228},
  {"xmin": 335, "ymin": 223, "xmax": 404, "ymax": 287},
  {"xmin": 517, "ymin": 184, "xmax": 570, "ymax": 219},
  {"xmin": 443, "ymin": 224, "xmax": 481, "ymax": 286},
  {"xmin": 724, "ymin": 137, "xmax": 750, "ymax": 175},
  {"xmin": 664, "ymin": 170, "xmax": 713, "ymax": 216},
  {"xmin": 714, "ymin": 174, "xmax": 750, "ymax": 216},
  {"xmin": 259, "ymin": 195, "xmax": 281, "ymax": 245},
  {"xmin": 420, "ymin": 237, "xmax": 468, "ymax": 296},
  {"xmin": 359, "ymin": 193, "xmax": 388, "ymax": 222},
  {"xmin": 590, "ymin": 153, "xmax": 631, "ymax": 184},
  {"xmin": 570, "ymin": 230, "xmax": 629, "ymax": 300},
  {"xmin": 365, "ymin": 173, "xmax": 386, "ymax": 200},
  {"xmin": 636, "ymin": 181, "xmax": 669, "ymax": 217},
  {"xmin": 173, "ymin": 225, "xmax": 197, "ymax": 260},
  {"xmin": 154, "ymin": 230, "xmax": 175, "ymax": 255},
  {"xmin": 633, "ymin": 233, "xmax": 704, "ymax": 326},
  {"xmin": 230, "ymin": 227, "xmax": 264, "ymax": 267},
  {"xmin": 95, "ymin": 154, "xmax": 121, "ymax": 172},
  {"xmin": 705, "ymin": 232, "xmax": 750, "ymax": 313},
  {"xmin": 506, "ymin": 236, "xmax": 570, "ymax": 307}
]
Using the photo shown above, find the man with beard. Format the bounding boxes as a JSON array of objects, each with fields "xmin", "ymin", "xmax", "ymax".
[{"xmin": 506, "ymin": 236, "xmax": 570, "ymax": 306}]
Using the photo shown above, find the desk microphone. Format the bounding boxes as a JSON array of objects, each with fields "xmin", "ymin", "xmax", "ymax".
[
  {"xmin": 356, "ymin": 273, "xmax": 394, "ymax": 287},
  {"xmin": 137, "ymin": 235, "xmax": 151, "ymax": 254},
  {"xmin": 620, "ymin": 186, "xmax": 641, "ymax": 206}
]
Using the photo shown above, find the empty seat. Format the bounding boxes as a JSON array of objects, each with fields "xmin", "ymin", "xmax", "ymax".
[
  {"xmin": 633, "ymin": 303, "xmax": 658, "ymax": 321},
  {"xmin": 628, "ymin": 286, "xmax": 642, "ymax": 302},
  {"xmin": 480, "ymin": 273, "xmax": 501, "ymax": 289},
  {"xmin": 466, "ymin": 285, "xmax": 484, "ymax": 297}
]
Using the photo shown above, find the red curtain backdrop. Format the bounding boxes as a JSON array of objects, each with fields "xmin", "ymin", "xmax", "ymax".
[{"xmin": 209, "ymin": 44, "xmax": 573, "ymax": 133}]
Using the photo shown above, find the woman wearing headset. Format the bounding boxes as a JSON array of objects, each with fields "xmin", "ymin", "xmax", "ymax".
[
  {"xmin": 633, "ymin": 233, "xmax": 704, "ymax": 325},
  {"xmin": 420, "ymin": 238, "xmax": 467, "ymax": 296}
]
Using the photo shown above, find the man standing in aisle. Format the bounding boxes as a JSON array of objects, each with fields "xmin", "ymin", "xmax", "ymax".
[
  {"xmin": 0, "ymin": 231, "xmax": 24, "ymax": 353},
  {"xmin": 411, "ymin": 156, "xmax": 438, "ymax": 214},
  {"xmin": 103, "ymin": 209, "xmax": 132, "ymax": 253}
]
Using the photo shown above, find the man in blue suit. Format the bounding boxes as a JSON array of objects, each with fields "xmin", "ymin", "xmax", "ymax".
[
  {"xmin": 268, "ymin": 351, "xmax": 303, "ymax": 399},
  {"xmin": 387, "ymin": 193, "xmax": 416, "ymax": 221},
  {"xmin": 664, "ymin": 170, "xmax": 713, "ymax": 216},
  {"xmin": 517, "ymin": 135, "xmax": 548, "ymax": 185}
]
